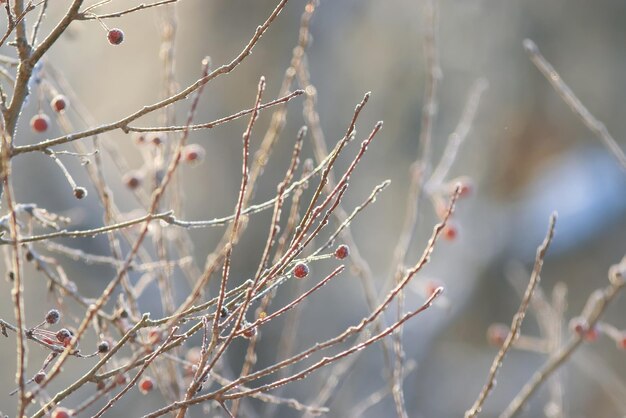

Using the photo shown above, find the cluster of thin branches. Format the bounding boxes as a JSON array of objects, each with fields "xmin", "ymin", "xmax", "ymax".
[
  {"xmin": 1, "ymin": 0, "xmax": 625, "ymax": 418},
  {"xmin": 0, "ymin": 1, "xmax": 470, "ymax": 417}
]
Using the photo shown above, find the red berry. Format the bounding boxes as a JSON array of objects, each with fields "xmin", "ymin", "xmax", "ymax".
[
  {"xmin": 334, "ymin": 244, "xmax": 350, "ymax": 260},
  {"xmin": 73, "ymin": 187, "xmax": 87, "ymax": 199},
  {"xmin": 139, "ymin": 376, "xmax": 154, "ymax": 394},
  {"xmin": 123, "ymin": 170, "xmax": 142, "ymax": 190},
  {"xmin": 182, "ymin": 144, "xmax": 206, "ymax": 164},
  {"xmin": 487, "ymin": 323, "xmax": 509, "ymax": 347},
  {"xmin": 148, "ymin": 329, "xmax": 162, "ymax": 345},
  {"xmin": 569, "ymin": 317, "xmax": 588, "ymax": 336},
  {"xmin": 616, "ymin": 332, "xmax": 626, "ymax": 350},
  {"xmin": 52, "ymin": 408, "xmax": 71, "ymax": 418},
  {"xmin": 34, "ymin": 371, "xmax": 46, "ymax": 384},
  {"xmin": 107, "ymin": 28, "xmax": 124, "ymax": 45},
  {"xmin": 133, "ymin": 133, "xmax": 147, "ymax": 145},
  {"xmin": 442, "ymin": 223, "xmax": 458, "ymax": 241},
  {"xmin": 457, "ymin": 181, "xmax": 473, "ymax": 198},
  {"xmin": 45, "ymin": 308, "xmax": 61, "ymax": 325},
  {"xmin": 56, "ymin": 328, "xmax": 72, "ymax": 343},
  {"xmin": 242, "ymin": 326, "xmax": 257, "ymax": 339},
  {"xmin": 51, "ymin": 95, "xmax": 68, "ymax": 112},
  {"xmin": 31, "ymin": 114, "xmax": 50, "ymax": 133},
  {"xmin": 424, "ymin": 279, "xmax": 443, "ymax": 298},
  {"xmin": 583, "ymin": 326, "xmax": 600, "ymax": 342},
  {"xmin": 293, "ymin": 262, "xmax": 309, "ymax": 279},
  {"xmin": 115, "ymin": 373, "xmax": 128, "ymax": 385},
  {"xmin": 151, "ymin": 132, "xmax": 165, "ymax": 146}
]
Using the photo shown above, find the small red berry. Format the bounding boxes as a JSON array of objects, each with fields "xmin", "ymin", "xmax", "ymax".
[
  {"xmin": 31, "ymin": 114, "xmax": 50, "ymax": 133},
  {"xmin": 182, "ymin": 144, "xmax": 206, "ymax": 165},
  {"xmin": 51, "ymin": 95, "xmax": 68, "ymax": 112},
  {"xmin": 133, "ymin": 133, "xmax": 147, "ymax": 145},
  {"xmin": 115, "ymin": 373, "xmax": 128, "ymax": 385},
  {"xmin": 107, "ymin": 28, "xmax": 124, "ymax": 45},
  {"xmin": 457, "ymin": 181, "xmax": 473, "ymax": 198},
  {"xmin": 442, "ymin": 223, "xmax": 458, "ymax": 241},
  {"xmin": 139, "ymin": 376, "xmax": 154, "ymax": 394},
  {"xmin": 148, "ymin": 329, "xmax": 162, "ymax": 345},
  {"xmin": 583, "ymin": 326, "xmax": 600, "ymax": 342},
  {"xmin": 56, "ymin": 328, "xmax": 71, "ymax": 343},
  {"xmin": 242, "ymin": 326, "xmax": 257, "ymax": 339},
  {"xmin": 45, "ymin": 308, "xmax": 61, "ymax": 325},
  {"xmin": 487, "ymin": 323, "xmax": 509, "ymax": 347},
  {"xmin": 293, "ymin": 262, "xmax": 309, "ymax": 279},
  {"xmin": 123, "ymin": 170, "xmax": 143, "ymax": 190},
  {"xmin": 73, "ymin": 187, "xmax": 87, "ymax": 199},
  {"xmin": 150, "ymin": 132, "xmax": 165, "ymax": 146},
  {"xmin": 51, "ymin": 408, "xmax": 71, "ymax": 418},
  {"xmin": 569, "ymin": 317, "xmax": 588, "ymax": 336},
  {"xmin": 334, "ymin": 244, "xmax": 350, "ymax": 260},
  {"xmin": 424, "ymin": 279, "xmax": 443, "ymax": 298},
  {"xmin": 34, "ymin": 371, "xmax": 46, "ymax": 384}
]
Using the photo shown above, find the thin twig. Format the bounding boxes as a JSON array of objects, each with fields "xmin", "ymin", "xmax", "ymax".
[
  {"xmin": 500, "ymin": 257, "xmax": 626, "ymax": 418},
  {"xmin": 465, "ymin": 212, "xmax": 558, "ymax": 418},
  {"xmin": 523, "ymin": 39, "xmax": 626, "ymax": 169}
]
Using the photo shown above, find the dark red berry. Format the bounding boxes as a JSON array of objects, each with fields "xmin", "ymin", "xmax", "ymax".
[
  {"xmin": 293, "ymin": 262, "xmax": 309, "ymax": 279},
  {"xmin": 73, "ymin": 187, "xmax": 87, "ymax": 199},
  {"xmin": 56, "ymin": 328, "xmax": 71, "ymax": 343},
  {"xmin": 107, "ymin": 28, "xmax": 124, "ymax": 45},
  {"xmin": 123, "ymin": 171, "xmax": 142, "ymax": 190},
  {"xmin": 569, "ymin": 317, "xmax": 588, "ymax": 336},
  {"xmin": 334, "ymin": 244, "xmax": 350, "ymax": 260},
  {"xmin": 182, "ymin": 144, "xmax": 206, "ymax": 164},
  {"xmin": 133, "ymin": 133, "xmax": 147, "ymax": 145},
  {"xmin": 139, "ymin": 376, "xmax": 154, "ymax": 394},
  {"xmin": 150, "ymin": 133, "xmax": 165, "ymax": 146},
  {"xmin": 45, "ymin": 309, "xmax": 61, "ymax": 325},
  {"xmin": 242, "ymin": 326, "xmax": 257, "ymax": 339},
  {"xmin": 51, "ymin": 95, "xmax": 68, "ymax": 112},
  {"xmin": 31, "ymin": 114, "xmax": 50, "ymax": 133},
  {"xmin": 34, "ymin": 371, "xmax": 46, "ymax": 384}
]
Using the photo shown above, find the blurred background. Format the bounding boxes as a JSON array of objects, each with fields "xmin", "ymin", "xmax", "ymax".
[{"xmin": 1, "ymin": 0, "xmax": 626, "ymax": 417}]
